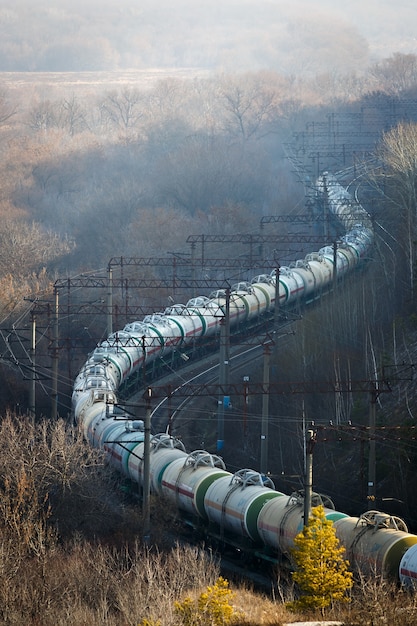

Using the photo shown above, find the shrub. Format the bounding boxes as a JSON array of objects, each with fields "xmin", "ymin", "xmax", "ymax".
[
  {"xmin": 288, "ymin": 505, "xmax": 353, "ymax": 613},
  {"xmin": 174, "ymin": 577, "xmax": 239, "ymax": 626}
]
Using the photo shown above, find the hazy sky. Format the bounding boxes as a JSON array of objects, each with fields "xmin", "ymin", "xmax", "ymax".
[
  {"xmin": 1, "ymin": 0, "xmax": 417, "ymax": 73},
  {"xmin": 312, "ymin": 0, "xmax": 417, "ymax": 55}
]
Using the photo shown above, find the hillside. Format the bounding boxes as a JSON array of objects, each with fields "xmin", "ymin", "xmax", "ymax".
[{"xmin": 1, "ymin": 59, "xmax": 417, "ymax": 623}]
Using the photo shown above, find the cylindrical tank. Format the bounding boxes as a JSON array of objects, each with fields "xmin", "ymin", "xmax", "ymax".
[
  {"xmin": 230, "ymin": 283, "xmax": 267, "ymax": 322},
  {"xmin": 127, "ymin": 433, "xmax": 186, "ymax": 489},
  {"xmin": 251, "ymin": 275, "xmax": 276, "ymax": 312},
  {"xmin": 399, "ymin": 543, "xmax": 417, "ymax": 588},
  {"xmin": 103, "ymin": 422, "xmax": 144, "ymax": 476},
  {"xmin": 257, "ymin": 498, "xmax": 302, "ymax": 554},
  {"xmin": 161, "ymin": 451, "xmax": 230, "ymax": 518},
  {"xmin": 127, "ymin": 441, "xmax": 145, "ymax": 483},
  {"xmin": 318, "ymin": 255, "xmax": 334, "ymax": 282},
  {"xmin": 90, "ymin": 412, "xmax": 119, "ymax": 448},
  {"xmin": 101, "ymin": 331, "xmax": 140, "ymax": 375},
  {"xmin": 277, "ymin": 269, "xmax": 305, "ymax": 305},
  {"xmin": 79, "ymin": 397, "xmax": 108, "ymax": 439},
  {"xmin": 228, "ymin": 292, "xmax": 250, "ymax": 324},
  {"xmin": 204, "ymin": 301, "xmax": 225, "ymax": 335},
  {"xmin": 204, "ymin": 469, "xmax": 280, "ymax": 542},
  {"xmin": 164, "ymin": 308, "xmax": 204, "ymax": 343},
  {"xmin": 257, "ymin": 496, "xmax": 347, "ymax": 554},
  {"xmin": 290, "ymin": 261, "xmax": 316, "ymax": 297},
  {"xmin": 149, "ymin": 445, "xmax": 187, "ymax": 494},
  {"xmin": 305, "ymin": 258, "xmax": 327, "ymax": 290},
  {"xmin": 141, "ymin": 315, "xmax": 182, "ymax": 353},
  {"xmin": 318, "ymin": 247, "xmax": 352, "ymax": 279},
  {"xmin": 334, "ymin": 512, "xmax": 417, "ymax": 579},
  {"xmin": 252, "ymin": 283, "xmax": 273, "ymax": 312},
  {"xmin": 185, "ymin": 297, "xmax": 213, "ymax": 337},
  {"xmin": 209, "ymin": 291, "xmax": 233, "ymax": 325},
  {"xmin": 337, "ymin": 245, "xmax": 357, "ymax": 270},
  {"xmin": 306, "ymin": 253, "xmax": 332, "ymax": 287}
]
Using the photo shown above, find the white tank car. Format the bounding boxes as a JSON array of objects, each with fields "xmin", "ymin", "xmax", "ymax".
[
  {"xmin": 305, "ymin": 252, "xmax": 333, "ymax": 286},
  {"xmin": 183, "ymin": 296, "xmax": 220, "ymax": 338},
  {"xmin": 208, "ymin": 289, "xmax": 244, "ymax": 327},
  {"xmin": 229, "ymin": 282, "xmax": 269, "ymax": 322},
  {"xmin": 333, "ymin": 512, "xmax": 417, "ymax": 580},
  {"xmin": 400, "ymin": 543, "xmax": 417, "ymax": 588},
  {"xmin": 257, "ymin": 494, "xmax": 348, "ymax": 555},
  {"xmin": 146, "ymin": 435, "xmax": 187, "ymax": 495},
  {"xmin": 250, "ymin": 275, "xmax": 275, "ymax": 312},
  {"xmin": 290, "ymin": 260, "xmax": 322, "ymax": 299},
  {"xmin": 270, "ymin": 267, "xmax": 305, "ymax": 305},
  {"xmin": 101, "ymin": 418, "xmax": 145, "ymax": 476},
  {"xmin": 163, "ymin": 304, "xmax": 207, "ymax": 343},
  {"xmin": 203, "ymin": 469, "xmax": 279, "ymax": 543},
  {"xmin": 140, "ymin": 314, "xmax": 183, "ymax": 352},
  {"xmin": 161, "ymin": 451, "xmax": 230, "ymax": 519},
  {"xmin": 318, "ymin": 246, "xmax": 351, "ymax": 278}
]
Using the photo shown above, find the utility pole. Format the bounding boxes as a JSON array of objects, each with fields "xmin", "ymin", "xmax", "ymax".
[
  {"xmin": 274, "ymin": 263, "xmax": 280, "ymax": 334},
  {"xmin": 107, "ymin": 265, "xmax": 113, "ymax": 336},
  {"xmin": 260, "ymin": 342, "xmax": 271, "ymax": 474},
  {"xmin": 367, "ymin": 386, "xmax": 377, "ymax": 508},
  {"xmin": 142, "ymin": 386, "xmax": 152, "ymax": 544},
  {"xmin": 51, "ymin": 287, "xmax": 59, "ymax": 419},
  {"xmin": 304, "ymin": 429, "xmax": 316, "ymax": 526},
  {"xmin": 29, "ymin": 311, "xmax": 36, "ymax": 419},
  {"xmin": 217, "ymin": 288, "xmax": 230, "ymax": 452},
  {"xmin": 333, "ymin": 240, "xmax": 338, "ymax": 291}
]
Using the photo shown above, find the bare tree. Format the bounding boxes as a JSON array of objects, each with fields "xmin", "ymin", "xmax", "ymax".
[
  {"xmin": 0, "ymin": 88, "xmax": 16, "ymax": 126},
  {"xmin": 59, "ymin": 95, "xmax": 88, "ymax": 136},
  {"xmin": 219, "ymin": 74, "xmax": 279, "ymax": 140},
  {"xmin": 0, "ymin": 218, "xmax": 73, "ymax": 278},
  {"xmin": 28, "ymin": 100, "xmax": 57, "ymax": 132},
  {"xmin": 370, "ymin": 53, "xmax": 417, "ymax": 95},
  {"xmin": 28, "ymin": 96, "xmax": 87, "ymax": 136},
  {"xmin": 100, "ymin": 87, "xmax": 144, "ymax": 135},
  {"xmin": 375, "ymin": 122, "xmax": 417, "ymax": 296}
]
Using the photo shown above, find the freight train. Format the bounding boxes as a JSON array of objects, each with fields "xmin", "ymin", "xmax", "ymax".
[{"xmin": 72, "ymin": 172, "xmax": 417, "ymax": 587}]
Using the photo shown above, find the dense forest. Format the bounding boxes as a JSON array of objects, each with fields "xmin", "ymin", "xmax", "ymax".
[{"xmin": 2, "ymin": 50, "xmax": 417, "ymax": 623}]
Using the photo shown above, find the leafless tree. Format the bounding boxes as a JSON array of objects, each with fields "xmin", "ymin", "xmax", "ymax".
[
  {"xmin": 100, "ymin": 87, "xmax": 145, "ymax": 135},
  {"xmin": 375, "ymin": 122, "xmax": 417, "ymax": 296},
  {"xmin": 59, "ymin": 95, "xmax": 88, "ymax": 136},
  {"xmin": 0, "ymin": 88, "xmax": 17, "ymax": 126},
  {"xmin": 0, "ymin": 218, "xmax": 73, "ymax": 278},
  {"xmin": 219, "ymin": 75, "xmax": 279, "ymax": 141},
  {"xmin": 370, "ymin": 53, "xmax": 417, "ymax": 95},
  {"xmin": 28, "ymin": 100, "xmax": 57, "ymax": 132}
]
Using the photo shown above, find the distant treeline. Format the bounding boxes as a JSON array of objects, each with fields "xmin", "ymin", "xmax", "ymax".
[{"xmin": 0, "ymin": 0, "xmax": 413, "ymax": 74}]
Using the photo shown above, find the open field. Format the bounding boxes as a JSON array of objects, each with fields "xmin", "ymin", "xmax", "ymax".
[{"xmin": 0, "ymin": 68, "xmax": 211, "ymax": 97}]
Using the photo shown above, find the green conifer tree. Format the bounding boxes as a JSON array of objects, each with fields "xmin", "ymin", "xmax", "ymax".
[{"xmin": 288, "ymin": 505, "xmax": 353, "ymax": 613}]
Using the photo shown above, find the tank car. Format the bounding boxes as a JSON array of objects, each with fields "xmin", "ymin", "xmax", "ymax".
[
  {"xmin": 287, "ymin": 261, "xmax": 317, "ymax": 298},
  {"xmin": 257, "ymin": 492, "xmax": 348, "ymax": 556},
  {"xmin": 334, "ymin": 511, "xmax": 417, "ymax": 580},
  {"xmin": 400, "ymin": 543, "xmax": 417, "ymax": 588},
  {"xmin": 203, "ymin": 469, "xmax": 280, "ymax": 544},
  {"xmin": 269, "ymin": 267, "xmax": 305, "ymax": 305},
  {"xmin": 161, "ymin": 451, "xmax": 229, "ymax": 519},
  {"xmin": 146, "ymin": 434, "xmax": 187, "ymax": 495},
  {"xmin": 73, "ymin": 172, "xmax": 414, "ymax": 585}
]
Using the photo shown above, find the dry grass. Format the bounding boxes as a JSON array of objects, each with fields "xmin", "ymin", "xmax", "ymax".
[
  {"xmin": 230, "ymin": 586, "xmax": 300, "ymax": 625},
  {"xmin": 1, "ymin": 413, "xmax": 417, "ymax": 625}
]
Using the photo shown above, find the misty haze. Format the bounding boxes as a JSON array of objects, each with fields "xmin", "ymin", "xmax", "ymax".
[{"xmin": 0, "ymin": 0, "xmax": 416, "ymax": 74}]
